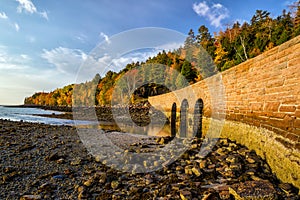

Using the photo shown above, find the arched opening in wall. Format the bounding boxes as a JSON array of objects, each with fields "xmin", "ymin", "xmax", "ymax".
[
  {"xmin": 171, "ymin": 102, "xmax": 177, "ymax": 137},
  {"xmin": 193, "ymin": 99, "xmax": 203, "ymax": 138},
  {"xmin": 180, "ymin": 99, "xmax": 189, "ymax": 138}
]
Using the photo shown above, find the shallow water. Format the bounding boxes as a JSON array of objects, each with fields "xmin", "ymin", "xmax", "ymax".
[
  {"xmin": 0, "ymin": 106, "xmax": 171, "ymax": 136},
  {"xmin": 0, "ymin": 106, "xmax": 94, "ymax": 125}
]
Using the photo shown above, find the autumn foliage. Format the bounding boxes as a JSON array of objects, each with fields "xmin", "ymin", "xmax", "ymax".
[{"xmin": 25, "ymin": 5, "xmax": 300, "ymax": 107}]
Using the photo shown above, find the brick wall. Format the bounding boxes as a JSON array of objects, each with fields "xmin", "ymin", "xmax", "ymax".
[{"xmin": 149, "ymin": 35, "xmax": 300, "ymax": 149}]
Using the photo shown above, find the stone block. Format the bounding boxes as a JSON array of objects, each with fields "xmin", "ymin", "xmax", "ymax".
[
  {"xmin": 279, "ymin": 105, "xmax": 297, "ymax": 113},
  {"xmin": 264, "ymin": 102, "xmax": 280, "ymax": 112}
]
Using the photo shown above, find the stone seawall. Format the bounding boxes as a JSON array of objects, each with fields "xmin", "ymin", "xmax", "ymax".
[{"xmin": 148, "ymin": 35, "xmax": 300, "ymax": 190}]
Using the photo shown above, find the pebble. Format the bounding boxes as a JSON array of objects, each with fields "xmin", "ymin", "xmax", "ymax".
[
  {"xmin": 0, "ymin": 119, "xmax": 299, "ymax": 200},
  {"xmin": 111, "ymin": 180, "xmax": 119, "ymax": 189},
  {"xmin": 20, "ymin": 195, "xmax": 42, "ymax": 200}
]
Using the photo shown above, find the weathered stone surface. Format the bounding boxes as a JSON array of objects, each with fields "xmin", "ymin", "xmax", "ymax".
[
  {"xmin": 20, "ymin": 195, "xmax": 42, "ymax": 200},
  {"xmin": 229, "ymin": 180, "xmax": 277, "ymax": 200}
]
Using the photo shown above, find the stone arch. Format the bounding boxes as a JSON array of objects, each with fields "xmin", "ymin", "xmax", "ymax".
[
  {"xmin": 180, "ymin": 99, "xmax": 189, "ymax": 138},
  {"xmin": 171, "ymin": 102, "xmax": 177, "ymax": 137},
  {"xmin": 193, "ymin": 99, "xmax": 204, "ymax": 138}
]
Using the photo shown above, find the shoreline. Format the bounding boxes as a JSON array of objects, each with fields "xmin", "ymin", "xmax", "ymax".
[
  {"xmin": 0, "ymin": 119, "xmax": 299, "ymax": 199},
  {"xmin": 5, "ymin": 104, "xmax": 169, "ymax": 127}
]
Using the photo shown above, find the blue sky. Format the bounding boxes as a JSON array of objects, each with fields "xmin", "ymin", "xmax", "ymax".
[{"xmin": 0, "ymin": 0, "xmax": 294, "ymax": 105}]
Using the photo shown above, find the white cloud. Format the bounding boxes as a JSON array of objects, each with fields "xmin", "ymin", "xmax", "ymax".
[
  {"xmin": 14, "ymin": 23, "xmax": 20, "ymax": 32},
  {"xmin": 193, "ymin": 2, "xmax": 209, "ymax": 16},
  {"xmin": 0, "ymin": 12, "xmax": 8, "ymax": 19},
  {"xmin": 39, "ymin": 11, "xmax": 48, "ymax": 20},
  {"xmin": 100, "ymin": 32, "xmax": 111, "ymax": 44},
  {"xmin": 0, "ymin": 46, "xmax": 30, "ymax": 71},
  {"xmin": 110, "ymin": 50, "xmax": 159, "ymax": 70},
  {"xmin": 17, "ymin": 0, "xmax": 37, "ymax": 13},
  {"xmin": 16, "ymin": 0, "xmax": 48, "ymax": 20},
  {"xmin": 193, "ymin": 1, "xmax": 229, "ymax": 28},
  {"xmin": 20, "ymin": 54, "xmax": 30, "ymax": 60},
  {"xmin": 74, "ymin": 33, "xmax": 89, "ymax": 44},
  {"xmin": 41, "ymin": 46, "xmax": 118, "ymax": 82},
  {"xmin": 41, "ymin": 47, "xmax": 87, "ymax": 75},
  {"xmin": 155, "ymin": 42, "xmax": 183, "ymax": 52}
]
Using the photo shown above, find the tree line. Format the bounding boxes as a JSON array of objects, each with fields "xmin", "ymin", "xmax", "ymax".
[{"xmin": 25, "ymin": 3, "xmax": 300, "ymax": 107}]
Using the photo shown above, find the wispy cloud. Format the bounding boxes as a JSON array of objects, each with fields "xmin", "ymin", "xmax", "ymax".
[
  {"xmin": 155, "ymin": 42, "xmax": 183, "ymax": 52},
  {"xmin": 74, "ymin": 33, "xmax": 89, "ymax": 44},
  {"xmin": 284, "ymin": 0, "xmax": 295, "ymax": 6},
  {"xmin": 16, "ymin": 0, "xmax": 48, "ymax": 20},
  {"xmin": 16, "ymin": 0, "xmax": 37, "ymax": 14},
  {"xmin": 193, "ymin": 1, "xmax": 229, "ymax": 28},
  {"xmin": 111, "ymin": 50, "xmax": 158, "ymax": 69},
  {"xmin": 41, "ymin": 46, "xmax": 162, "ymax": 83},
  {"xmin": 14, "ymin": 23, "xmax": 20, "ymax": 32},
  {"xmin": 41, "ymin": 47, "xmax": 114, "ymax": 82},
  {"xmin": 0, "ymin": 12, "xmax": 8, "ymax": 19},
  {"xmin": 41, "ymin": 47, "xmax": 87, "ymax": 75},
  {"xmin": 40, "ymin": 11, "xmax": 48, "ymax": 20},
  {"xmin": 100, "ymin": 32, "xmax": 111, "ymax": 44},
  {"xmin": 0, "ymin": 46, "xmax": 30, "ymax": 71}
]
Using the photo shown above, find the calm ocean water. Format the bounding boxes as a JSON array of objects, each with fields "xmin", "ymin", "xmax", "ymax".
[
  {"xmin": 0, "ymin": 106, "xmax": 170, "ymax": 136},
  {"xmin": 0, "ymin": 106, "xmax": 93, "ymax": 125}
]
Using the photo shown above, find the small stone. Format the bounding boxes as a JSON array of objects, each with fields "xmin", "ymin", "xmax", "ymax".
[
  {"xmin": 95, "ymin": 172, "xmax": 107, "ymax": 183},
  {"xmin": 111, "ymin": 180, "xmax": 119, "ymax": 189},
  {"xmin": 2, "ymin": 175, "xmax": 10, "ymax": 182},
  {"xmin": 246, "ymin": 157, "xmax": 256, "ymax": 164},
  {"xmin": 219, "ymin": 190, "xmax": 230, "ymax": 200},
  {"xmin": 83, "ymin": 179, "xmax": 93, "ymax": 187},
  {"xmin": 70, "ymin": 158, "xmax": 82, "ymax": 166},
  {"xmin": 279, "ymin": 183, "xmax": 294, "ymax": 194},
  {"xmin": 78, "ymin": 191, "xmax": 88, "ymax": 200},
  {"xmin": 216, "ymin": 147, "xmax": 224, "ymax": 154},
  {"xmin": 45, "ymin": 152, "xmax": 60, "ymax": 161},
  {"xmin": 251, "ymin": 175, "xmax": 262, "ymax": 181},
  {"xmin": 230, "ymin": 163, "xmax": 242, "ymax": 171},
  {"xmin": 199, "ymin": 160, "xmax": 207, "ymax": 169},
  {"xmin": 52, "ymin": 175, "xmax": 65, "ymax": 180},
  {"xmin": 38, "ymin": 182, "xmax": 53, "ymax": 192},
  {"xmin": 77, "ymin": 186, "xmax": 85, "ymax": 193},
  {"xmin": 176, "ymin": 166, "xmax": 183, "ymax": 172},
  {"xmin": 64, "ymin": 168, "xmax": 72, "ymax": 175},
  {"xmin": 202, "ymin": 193, "xmax": 213, "ymax": 200},
  {"xmin": 95, "ymin": 155, "xmax": 102, "ymax": 163},
  {"xmin": 192, "ymin": 167, "xmax": 202, "ymax": 177},
  {"xmin": 208, "ymin": 164, "xmax": 216, "ymax": 169},
  {"xmin": 145, "ymin": 178, "xmax": 153, "ymax": 185},
  {"xmin": 184, "ymin": 166, "xmax": 193, "ymax": 175},
  {"xmin": 56, "ymin": 158, "xmax": 65, "ymax": 164},
  {"xmin": 179, "ymin": 190, "xmax": 192, "ymax": 200},
  {"xmin": 20, "ymin": 195, "xmax": 42, "ymax": 200}
]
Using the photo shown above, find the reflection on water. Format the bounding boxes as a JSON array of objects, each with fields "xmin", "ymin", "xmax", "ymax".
[
  {"xmin": 78, "ymin": 121, "xmax": 172, "ymax": 137},
  {"xmin": 0, "ymin": 106, "xmax": 171, "ymax": 137}
]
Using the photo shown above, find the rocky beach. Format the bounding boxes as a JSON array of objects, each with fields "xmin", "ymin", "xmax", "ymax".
[{"xmin": 1, "ymin": 117, "xmax": 299, "ymax": 199}]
